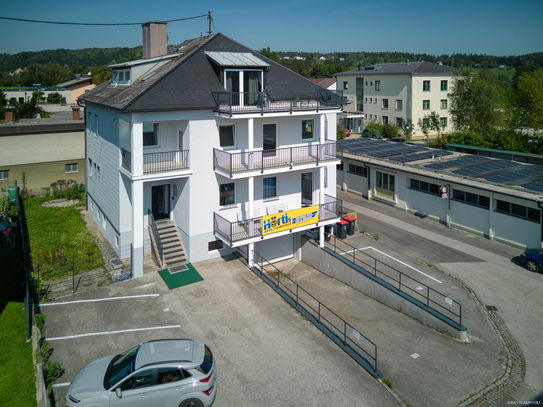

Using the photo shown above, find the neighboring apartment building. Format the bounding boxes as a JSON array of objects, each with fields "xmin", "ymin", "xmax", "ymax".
[
  {"xmin": 57, "ymin": 73, "xmax": 95, "ymax": 104},
  {"xmin": 0, "ymin": 107, "xmax": 85, "ymax": 193},
  {"xmin": 79, "ymin": 23, "xmax": 343, "ymax": 278},
  {"xmin": 3, "ymin": 87, "xmax": 70, "ymax": 104},
  {"xmin": 337, "ymin": 138, "xmax": 543, "ymax": 249},
  {"xmin": 335, "ymin": 62, "xmax": 455, "ymax": 139}
]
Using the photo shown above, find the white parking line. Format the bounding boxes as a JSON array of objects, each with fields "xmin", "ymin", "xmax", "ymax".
[
  {"xmin": 339, "ymin": 246, "xmax": 442, "ymax": 284},
  {"xmin": 46, "ymin": 325, "xmax": 181, "ymax": 341},
  {"xmin": 40, "ymin": 294, "xmax": 160, "ymax": 307}
]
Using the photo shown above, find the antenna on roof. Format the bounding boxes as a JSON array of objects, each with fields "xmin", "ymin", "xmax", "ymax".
[{"xmin": 207, "ymin": 11, "xmax": 213, "ymax": 36}]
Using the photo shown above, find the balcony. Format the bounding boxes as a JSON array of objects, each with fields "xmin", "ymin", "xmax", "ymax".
[
  {"xmin": 121, "ymin": 148, "xmax": 190, "ymax": 175},
  {"xmin": 214, "ymin": 142, "xmax": 339, "ymax": 178},
  {"xmin": 211, "ymin": 90, "xmax": 343, "ymax": 116},
  {"xmin": 213, "ymin": 195, "xmax": 342, "ymax": 246}
]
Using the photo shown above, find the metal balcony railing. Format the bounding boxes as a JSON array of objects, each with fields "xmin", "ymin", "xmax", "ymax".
[
  {"xmin": 211, "ymin": 89, "xmax": 344, "ymax": 115},
  {"xmin": 213, "ymin": 195, "xmax": 342, "ymax": 245},
  {"xmin": 214, "ymin": 142, "xmax": 338, "ymax": 177},
  {"xmin": 120, "ymin": 149, "xmax": 189, "ymax": 175}
]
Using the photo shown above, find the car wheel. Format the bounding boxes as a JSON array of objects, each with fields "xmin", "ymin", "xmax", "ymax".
[
  {"xmin": 526, "ymin": 259, "xmax": 540, "ymax": 273},
  {"xmin": 179, "ymin": 399, "xmax": 204, "ymax": 407}
]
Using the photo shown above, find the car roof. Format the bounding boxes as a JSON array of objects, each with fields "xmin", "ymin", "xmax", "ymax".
[{"xmin": 135, "ymin": 339, "xmax": 205, "ymax": 370}]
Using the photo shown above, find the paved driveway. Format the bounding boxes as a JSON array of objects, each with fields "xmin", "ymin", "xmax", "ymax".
[{"xmin": 43, "ymin": 256, "xmax": 397, "ymax": 407}]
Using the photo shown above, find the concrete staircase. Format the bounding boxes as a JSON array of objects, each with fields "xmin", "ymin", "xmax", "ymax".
[{"xmin": 155, "ymin": 219, "xmax": 188, "ymax": 270}]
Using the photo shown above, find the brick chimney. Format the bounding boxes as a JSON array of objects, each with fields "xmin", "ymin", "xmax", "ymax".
[
  {"xmin": 142, "ymin": 22, "xmax": 167, "ymax": 59},
  {"xmin": 4, "ymin": 106, "xmax": 14, "ymax": 123},
  {"xmin": 72, "ymin": 106, "xmax": 80, "ymax": 121}
]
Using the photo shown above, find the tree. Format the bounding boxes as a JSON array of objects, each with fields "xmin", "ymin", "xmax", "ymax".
[
  {"xmin": 46, "ymin": 92, "xmax": 62, "ymax": 103},
  {"xmin": 382, "ymin": 122, "xmax": 398, "ymax": 138},
  {"xmin": 516, "ymin": 69, "xmax": 543, "ymax": 130},
  {"xmin": 399, "ymin": 118, "xmax": 414, "ymax": 140},
  {"xmin": 32, "ymin": 91, "xmax": 45, "ymax": 103},
  {"xmin": 0, "ymin": 89, "xmax": 6, "ymax": 120},
  {"xmin": 363, "ymin": 120, "xmax": 383, "ymax": 137},
  {"xmin": 449, "ymin": 67, "xmax": 504, "ymax": 136}
]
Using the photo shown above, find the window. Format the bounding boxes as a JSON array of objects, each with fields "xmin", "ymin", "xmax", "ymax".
[
  {"xmin": 302, "ymin": 119, "xmax": 314, "ymax": 140},
  {"xmin": 452, "ymin": 189, "xmax": 490, "ymax": 209},
  {"xmin": 263, "ymin": 177, "xmax": 277, "ymax": 199},
  {"xmin": 441, "ymin": 80, "xmax": 448, "ymax": 91},
  {"xmin": 219, "ymin": 125, "xmax": 235, "ymax": 148},
  {"xmin": 396, "ymin": 100, "xmax": 403, "ymax": 111},
  {"xmin": 120, "ymin": 370, "xmax": 153, "ymax": 391},
  {"xmin": 0, "ymin": 170, "xmax": 9, "ymax": 180},
  {"xmin": 369, "ymin": 98, "xmax": 372, "ymax": 103},
  {"xmin": 382, "ymin": 99, "xmax": 388, "ymax": 109},
  {"xmin": 112, "ymin": 69, "xmax": 131, "ymax": 85},
  {"xmin": 423, "ymin": 80, "xmax": 430, "ymax": 91},
  {"xmin": 382, "ymin": 116, "xmax": 388, "ymax": 124},
  {"xmin": 440, "ymin": 117, "xmax": 448, "ymax": 128},
  {"xmin": 348, "ymin": 164, "xmax": 367, "ymax": 177},
  {"xmin": 66, "ymin": 163, "xmax": 78, "ymax": 173},
  {"xmin": 157, "ymin": 368, "xmax": 182, "ymax": 384},
  {"xmin": 374, "ymin": 98, "xmax": 377, "ymax": 104},
  {"xmin": 88, "ymin": 158, "xmax": 93, "ymax": 177},
  {"xmin": 376, "ymin": 171, "xmax": 395, "ymax": 200},
  {"xmin": 220, "ymin": 183, "xmax": 235, "ymax": 206},
  {"xmin": 423, "ymin": 100, "xmax": 430, "ymax": 110},
  {"xmin": 375, "ymin": 81, "xmax": 381, "ymax": 91},
  {"xmin": 143, "ymin": 123, "xmax": 158, "ymax": 147},
  {"xmin": 409, "ymin": 179, "xmax": 440, "ymax": 196},
  {"xmin": 496, "ymin": 199, "xmax": 540, "ymax": 222},
  {"xmin": 440, "ymin": 99, "xmax": 448, "ymax": 109},
  {"xmin": 364, "ymin": 98, "xmax": 368, "ymax": 104},
  {"xmin": 208, "ymin": 240, "xmax": 224, "ymax": 251},
  {"xmin": 343, "ymin": 81, "xmax": 348, "ymax": 90}
]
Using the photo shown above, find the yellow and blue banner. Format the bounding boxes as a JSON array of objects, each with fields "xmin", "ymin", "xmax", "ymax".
[{"xmin": 262, "ymin": 206, "xmax": 319, "ymax": 235}]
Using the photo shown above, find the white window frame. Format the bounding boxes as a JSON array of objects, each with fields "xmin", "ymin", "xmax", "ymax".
[
  {"xmin": 66, "ymin": 163, "xmax": 78, "ymax": 173},
  {"xmin": 382, "ymin": 99, "xmax": 388, "ymax": 109},
  {"xmin": 423, "ymin": 100, "xmax": 430, "ymax": 110},
  {"xmin": 440, "ymin": 99, "xmax": 448, "ymax": 110},
  {"xmin": 112, "ymin": 69, "xmax": 131, "ymax": 85},
  {"xmin": 396, "ymin": 99, "xmax": 403, "ymax": 111},
  {"xmin": 143, "ymin": 123, "xmax": 159, "ymax": 148},
  {"xmin": 219, "ymin": 124, "xmax": 236, "ymax": 149},
  {"xmin": 382, "ymin": 116, "xmax": 388, "ymax": 124},
  {"xmin": 0, "ymin": 170, "xmax": 9, "ymax": 180},
  {"xmin": 263, "ymin": 176, "xmax": 278, "ymax": 200},
  {"xmin": 375, "ymin": 80, "xmax": 381, "ymax": 91},
  {"xmin": 219, "ymin": 182, "xmax": 236, "ymax": 207},
  {"xmin": 302, "ymin": 119, "xmax": 315, "ymax": 141}
]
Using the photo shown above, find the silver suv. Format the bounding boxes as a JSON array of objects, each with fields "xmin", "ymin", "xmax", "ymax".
[{"xmin": 65, "ymin": 339, "xmax": 216, "ymax": 407}]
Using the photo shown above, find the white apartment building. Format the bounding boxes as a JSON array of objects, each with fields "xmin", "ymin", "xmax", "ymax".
[
  {"xmin": 336, "ymin": 62, "xmax": 455, "ymax": 139},
  {"xmin": 79, "ymin": 23, "xmax": 343, "ymax": 278}
]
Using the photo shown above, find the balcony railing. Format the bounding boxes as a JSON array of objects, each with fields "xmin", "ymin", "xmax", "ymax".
[
  {"xmin": 121, "ymin": 148, "xmax": 189, "ymax": 175},
  {"xmin": 211, "ymin": 90, "xmax": 343, "ymax": 115},
  {"xmin": 214, "ymin": 195, "xmax": 342, "ymax": 245},
  {"xmin": 214, "ymin": 142, "xmax": 338, "ymax": 177}
]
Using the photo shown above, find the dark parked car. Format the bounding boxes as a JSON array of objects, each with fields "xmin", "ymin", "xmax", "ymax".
[
  {"xmin": 520, "ymin": 248, "xmax": 543, "ymax": 272},
  {"xmin": 362, "ymin": 129, "xmax": 383, "ymax": 139}
]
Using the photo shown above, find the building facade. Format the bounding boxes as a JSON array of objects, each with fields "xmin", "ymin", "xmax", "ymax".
[
  {"xmin": 336, "ymin": 62, "xmax": 455, "ymax": 139},
  {"xmin": 337, "ymin": 138, "xmax": 543, "ymax": 249},
  {"xmin": 80, "ymin": 25, "xmax": 343, "ymax": 278}
]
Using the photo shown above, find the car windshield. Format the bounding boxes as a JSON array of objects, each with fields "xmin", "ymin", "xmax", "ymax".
[{"xmin": 105, "ymin": 345, "xmax": 140, "ymax": 389}]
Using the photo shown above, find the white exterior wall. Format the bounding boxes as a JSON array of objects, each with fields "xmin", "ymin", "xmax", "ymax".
[
  {"xmin": 362, "ymin": 74, "xmax": 410, "ymax": 127},
  {"xmin": 410, "ymin": 75, "xmax": 452, "ymax": 138},
  {"xmin": 337, "ymin": 159, "xmax": 542, "ymax": 249}
]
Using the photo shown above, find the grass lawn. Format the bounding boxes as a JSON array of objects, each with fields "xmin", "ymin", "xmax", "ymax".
[
  {"xmin": 23, "ymin": 196, "xmax": 104, "ymax": 279},
  {"xmin": 0, "ymin": 235, "xmax": 37, "ymax": 407}
]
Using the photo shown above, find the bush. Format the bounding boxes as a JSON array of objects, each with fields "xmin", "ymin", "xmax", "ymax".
[
  {"xmin": 382, "ymin": 122, "xmax": 399, "ymax": 138},
  {"xmin": 337, "ymin": 127, "xmax": 346, "ymax": 140},
  {"xmin": 46, "ymin": 92, "xmax": 62, "ymax": 103},
  {"xmin": 50, "ymin": 179, "xmax": 85, "ymax": 200}
]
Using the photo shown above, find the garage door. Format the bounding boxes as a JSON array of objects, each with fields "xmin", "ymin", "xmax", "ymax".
[{"xmin": 256, "ymin": 235, "xmax": 294, "ymax": 264}]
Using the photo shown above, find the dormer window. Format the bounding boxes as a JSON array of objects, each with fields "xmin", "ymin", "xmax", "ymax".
[{"xmin": 112, "ymin": 69, "xmax": 131, "ymax": 85}]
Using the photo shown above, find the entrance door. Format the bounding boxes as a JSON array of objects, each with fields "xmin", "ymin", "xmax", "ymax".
[
  {"xmin": 152, "ymin": 185, "xmax": 170, "ymax": 220},
  {"xmin": 263, "ymin": 124, "xmax": 277, "ymax": 158},
  {"xmin": 301, "ymin": 172, "xmax": 313, "ymax": 207}
]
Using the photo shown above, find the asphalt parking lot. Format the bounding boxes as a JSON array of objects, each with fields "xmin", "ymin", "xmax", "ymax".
[{"xmin": 43, "ymin": 255, "xmax": 398, "ymax": 407}]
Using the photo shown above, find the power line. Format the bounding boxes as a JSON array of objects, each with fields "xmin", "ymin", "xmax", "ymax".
[{"xmin": 0, "ymin": 14, "xmax": 207, "ymax": 26}]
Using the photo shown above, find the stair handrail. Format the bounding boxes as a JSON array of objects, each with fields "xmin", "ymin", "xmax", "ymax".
[{"xmin": 148, "ymin": 210, "xmax": 164, "ymax": 266}]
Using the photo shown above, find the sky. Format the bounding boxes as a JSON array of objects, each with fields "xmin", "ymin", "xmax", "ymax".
[{"xmin": 0, "ymin": 0, "xmax": 542, "ymax": 56}]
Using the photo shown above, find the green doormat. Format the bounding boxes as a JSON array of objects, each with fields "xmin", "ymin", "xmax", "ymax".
[{"xmin": 158, "ymin": 263, "xmax": 203, "ymax": 290}]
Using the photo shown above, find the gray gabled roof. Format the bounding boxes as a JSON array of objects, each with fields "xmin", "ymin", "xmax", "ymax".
[
  {"xmin": 336, "ymin": 61, "xmax": 454, "ymax": 77},
  {"xmin": 80, "ymin": 33, "xmax": 324, "ymax": 113}
]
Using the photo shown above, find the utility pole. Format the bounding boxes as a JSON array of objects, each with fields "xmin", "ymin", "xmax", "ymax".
[{"xmin": 207, "ymin": 11, "xmax": 213, "ymax": 36}]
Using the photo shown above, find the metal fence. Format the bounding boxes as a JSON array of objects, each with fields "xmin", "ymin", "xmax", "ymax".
[
  {"xmin": 251, "ymin": 250, "xmax": 382, "ymax": 379},
  {"xmin": 213, "ymin": 142, "xmax": 338, "ymax": 176},
  {"xmin": 328, "ymin": 236, "xmax": 463, "ymax": 327}
]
